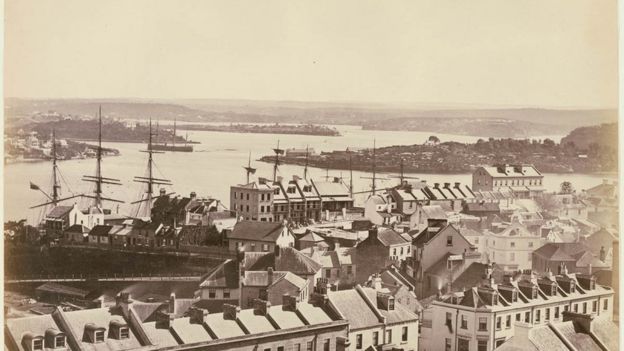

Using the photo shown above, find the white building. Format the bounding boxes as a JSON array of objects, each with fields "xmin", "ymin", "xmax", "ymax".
[{"xmin": 483, "ymin": 223, "xmax": 545, "ymax": 271}]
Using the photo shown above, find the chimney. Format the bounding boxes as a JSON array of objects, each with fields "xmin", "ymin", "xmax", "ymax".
[
  {"xmin": 334, "ymin": 242, "xmax": 340, "ymax": 251},
  {"xmin": 253, "ymin": 299, "xmax": 271, "ymax": 316},
  {"xmin": 588, "ymin": 263, "xmax": 592, "ymax": 275},
  {"xmin": 223, "ymin": 304, "xmax": 240, "ymax": 320},
  {"xmin": 368, "ymin": 227, "xmax": 379, "ymax": 242},
  {"xmin": 434, "ymin": 183, "xmax": 440, "ymax": 188},
  {"xmin": 342, "ymin": 207, "xmax": 347, "ymax": 218},
  {"xmin": 190, "ymin": 191, "xmax": 197, "ymax": 199},
  {"xmin": 599, "ymin": 246, "xmax": 606, "ymax": 262},
  {"xmin": 444, "ymin": 182, "xmax": 451, "ymax": 188},
  {"xmin": 373, "ymin": 274, "xmax": 382, "ymax": 290},
  {"xmin": 276, "ymin": 176, "xmax": 283, "ymax": 183},
  {"xmin": 97, "ymin": 296, "xmax": 105, "ymax": 308},
  {"xmin": 454, "ymin": 182, "xmax": 460, "ymax": 188},
  {"xmin": 274, "ymin": 244, "xmax": 281, "ymax": 257},
  {"xmin": 168, "ymin": 293, "xmax": 176, "ymax": 315},
  {"xmin": 160, "ymin": 188, "xmax": 167, "ymax": 196},
  {"xmin": 116, "ymin": 292, "xmax": 131, "ymax": 306},
  {"xmin": 562, "ymin": 311, "xmax": 594, "ymax": 334},
  {"xmin": 189, "ymin": 307, "xmax": 209, "ymax": 324},
  {"xmin": 282, "ymin": 294, "xmax": 299, "ymax": 312},
  {"xmin": 267, "ymin": 267, "xmax": 274, "ymax": 286}
]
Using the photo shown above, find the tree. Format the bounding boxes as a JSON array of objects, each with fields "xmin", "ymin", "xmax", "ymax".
[
  {"xmin": 428, "ymin": 135, "xmax": 440, "ymax": 144},
  {"xmin": 560, "ymin": 181, "xmax": 575, "ymax": 194}
]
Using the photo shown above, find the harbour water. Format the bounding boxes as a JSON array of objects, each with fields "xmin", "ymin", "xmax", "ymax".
[{"xmin": 3, "ymin": 125, "xmax": 612, "ymax": 223}]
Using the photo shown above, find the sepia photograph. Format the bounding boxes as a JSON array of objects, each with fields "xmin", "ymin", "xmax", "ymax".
[{"xmin": 1, "ymin": 1, "xmax": 621, "ymax": 350}]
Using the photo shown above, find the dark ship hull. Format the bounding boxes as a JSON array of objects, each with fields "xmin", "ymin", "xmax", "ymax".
[{"xmin": 148, "ymin": 144, "xmax": 193, "ymax": 152}]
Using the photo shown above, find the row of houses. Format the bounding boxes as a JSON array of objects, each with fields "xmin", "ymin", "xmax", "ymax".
[{"xmin": 6, "ymin": 284, "xmax": 420, "ymax": 351}]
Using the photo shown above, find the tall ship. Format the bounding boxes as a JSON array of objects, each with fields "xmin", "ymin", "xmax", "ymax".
[{"xmin": 148, "ymin": 119, "xmax": 193, "ymax": 152}]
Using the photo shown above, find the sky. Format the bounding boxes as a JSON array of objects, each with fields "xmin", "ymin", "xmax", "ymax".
[{"xmin": 3, "ymin": 0, "xmax": 619, "ymax": 108}]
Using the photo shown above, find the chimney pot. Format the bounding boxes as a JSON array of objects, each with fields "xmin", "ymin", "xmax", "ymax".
[
  {"xmin": 223, "ymin": 304, "xmax": 240, "ymax": 320},
  {"xmin": 282, "ymin": 294, "xmax": 299, "ymax": 311},
  {"xmin": 253, "ymin": 299, "xmax": 271, "ymax": 316}
]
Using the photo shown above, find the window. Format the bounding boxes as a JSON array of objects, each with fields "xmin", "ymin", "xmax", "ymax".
[
  {"xmin": 496, "ymin": 316, "xmax": 502, "ymax": 330},
  {"xmin": 536, "ymin": 309, "xmax": 541, "ymax": 322},
  {"xmin": 510, "ymin": 242, "xmax": 515, "ymax": 248},
  {"xmin": 506, "ymin": 315, "xmax": 511, "ymax": 328},
  {"xmin": 592, "ymin": 301, "xmax": 597, "ymax": 312},
  {"xmin": 478, "ymin": 317, "xmax": 487, "ymax": 331},
  {"xmin": 400, "ymin": 247, "xmax": 404, "ymax": 255},
  {"xmin": 545, "ymin": 308, "xmax": 550, "ymax": 321},
  {"xmin": 246, "ymin": 205, "xmax": 249, "ymax": 212},
  {"xmin": 32, "ymin": 339, "xmax": 43, "ymax": 351},
  {"xmin": 260, "ymin": 206, "xmax": 264, "ymax": 213},
  {"xmin": 529, "ymin": 241, "xmax": 534, "ymax": 248},
  {"xmin": 326, "ymin": 268, "xmax": 331, "ymax": 277},
  {"xmin": 555, "ymin": 306, "xmax": 560, "ymax": 319},
  {"xmin": 250, "ymin": 243, "xmax": 256, "ymax": 251},
  {"xmin": 478, "ymin": 340, "xmax": 488, "ymax": 351},
  {"xmin": 277, "ymin": 347, "xmax": 284, "ymax": 351},
  {"xmin": 604, "ymin": 299, "xmax": 609, "ymax": 310},
  {"xmin": 347, "ymin": 265, "xmax": 352, "ymax": 274},
  {"xmin": 402, "ymin": 326, "xmax": 408, "ymax": 342},
  {"xmin": 223, "ymin": 289, "xmax": 231, "ymax": 299},
  {"xmin": 373, "ymin": 331, "xmax": 379, "ymax": 346},
  {"xmin": 447, "ymin": 236, "xmax": 453, "ymax": 246},
  {"xmin": 582, "ymin": 302, "xmax": 587, "ymax": 314},
  {"xmin": 445, "ymin": 338, "xmax": 452, "ymax": 351},
  {"xmin": 461, "ymin": 315, "xmax": 467, "ymax": 329},
  {"xmin": 516, "ymin": 313, "xmax": 521, "ymax": 321},
  {"xmin": 262, "ymin": 244, "xmax": 269, "ymax": 252},
  {"xmin": 393, "ymin": 248, "xmax": 397, "ymax": 256},
  {"xmin": 356, "ymin": 334, "xmax": 363, "ymax": 349},
  {"xmin": 458, "ymin": 338, "xmax": 469, "ymax": 351},
  {"xmin": 95, "ymin": 330, "xmax": 105, "ymax": 343},
  {"xmin": 386, "ymin": 330, "xmax": 392, "ymax": 344},
  {"xmin": 246, "ymin": 193, "xmax": 249, "ymax": 200},
  {"xmin": 525, "ymin": 311, "xmax": 531, "ymax": 323},
  {"xmin": 264, "ymin": 348, "xmax": 271, "ymax": 351},
  {"xmin": 573, "ymin": 304, "xmax": 578, "ymax": 313},
  {"xmin": 208, "ymin": 289, "xmax": 216, "ymax": 299},
  {"xmin": 307, "ymin": 342, "xmax": 313, "ymax": 351},
  {"xmin": 55, "ymin": 335, "xmax": 66, "ymax": 347},
  {"xmin": 564, "ymin": 305, "xmax": 569, "ymax": 312},
  {"xmin": 119, "ymin": 327, "xmax": 129, "ymax": 339},
  {"xmin": 323, "ymin": 339, "xmax": 330, "ymax": 351},
  {"xmin": 446, "ymin": 312, "xmax": 452, "ymax": 328}
]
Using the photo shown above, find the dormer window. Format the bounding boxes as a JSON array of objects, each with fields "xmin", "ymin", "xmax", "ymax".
[
  {"xmin": 119, "ymin": 327, "xmax": 129, "ymax": 339},
  {"xmin": 388, "ymin": 297, "xmax": 395, "ymax": 310},
  {"xmin": 55, "ymin": 335, "xmax": 66, "ymax": 348},
  {"xmin": 551, "ymin": 285, "xmax": 557, "ymax": 296},
  {"xmin": 33, "ymin": 339, "xmax": 43, "ymax": 351},
  {"xmin": 95, "ymin": 330, "xmax": 105, "ymax": 343},
  {"xmin": 274, "ymin": 188, "xmax": 280, "ymax": 195},
  {"xmin": 511, "ymin": 290, "xmax": 518, "ymax": 302},
  {"xmin": 532, "ymin": 287, "xmax": 538, "ymax": 299},
  {"xmin": 109, "ymin": 320, "xmax": 130, "ymax": 340},
  {"xmin": 492, "ymin": 292, "xmax": 498, "ymax": 305},
  {"xmin": 570, "ymin": 282, "xmax": 576, "ymax": 293}
]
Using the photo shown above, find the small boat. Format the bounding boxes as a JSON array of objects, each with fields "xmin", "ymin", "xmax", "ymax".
[{"xmin": 150, "ymin": 119, "xmax": 193, "ymax": 152}]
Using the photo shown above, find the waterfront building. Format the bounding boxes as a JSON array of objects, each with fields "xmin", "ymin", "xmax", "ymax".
[
  {"xmin": 227, "ymin": 220, "xmax": 295, "ymax": 253},
  {"xmin": 44, "ymin": 204, "xmax": 89, "ymax": 238},
  {"xmin": 311, "ymin": 177, "xmax": 354, "ymax": 220},
  {"xmin": 198, "ymin": 258, "xmax": 240, "ymax": 305},
  {"xmin": 363, "ymin": 194, "xmax": 402, "ymax": 226},
  {"xmin": 472, "ymin": 164, "xmax": 544, "ymax": 198},
  {"xmin": 327, "ymin": 284, "xmax": 420, "ymax": 351},
  {"xmin": 426, "ymin": 182, "xmax": 475, "ymax": 212},
  {"xmin": 420, "ymin": 268, "xmax": 615, "ymax": 351}
]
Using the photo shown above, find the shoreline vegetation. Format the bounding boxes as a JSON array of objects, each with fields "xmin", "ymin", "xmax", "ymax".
[
  {"xmin": 260, "ymin": 127, "xmax": 618, "ymax": 174},
  {"xmin": 173, "ymin": 123, "xmax": 341, "ymax": 136}
]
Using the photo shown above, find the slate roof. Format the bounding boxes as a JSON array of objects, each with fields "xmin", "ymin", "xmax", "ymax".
[
  {"xmin": 228, "ymin": 221, "xmax": 287, "ymax": 242},
  {"xmin": 376, "ymin": 228, "xmax": 410, "ymax": 246},
  {"xmin": 35, "ymin": 282, "xmax": 90, "ymax": 298},
  {"xmin": 421, "ymin": 205, "xmax": 448, "ymax": 219},
  {"xmin": 551, "ymin": 321, "xmax": 602, "ymax": 351},
  {"xmin": 169, "ymin": 318, "xmax": 212, "ymax": 344},
  {"xmin": 63, "ymin": 307, "xmax": 143, "ymax": 350},
  {"xmin": 244, "ymin": 247, "xmax": 322, "ymax": 275},
  {"xmin": 591, "ymin": 317, "xmax": 619, "ymax": 350},
  {"xmin": 360, "ymin": 287, "xmax": 419, "ymax": 324},
  {"xmin": 5, "ymin": 314, "xmax": 63, "ymax": 351},
  {"xmin": 47, "ymin": 205, "xmax": 73, "ymax": 219},
  {"xmin": 327, "ymin": 289, "xmax": 382, "ymax": 330},
  {"xmin": 298, "ymin": 231, "xmax": 326, "ymax": 242},
  {"xmin": 533, "ymin": 243, "xmax": 591, "ymax": 261},
  {"xmin": 199, "ymin": 259, "xmax": 239, "ymax": 288},
  {"xmin": 586, "ymin": 182, "xmax": 617, "ymax": 198},
  {"xmin": 481, "ymin": 165, "xmax": 542, "ymax": 178}
]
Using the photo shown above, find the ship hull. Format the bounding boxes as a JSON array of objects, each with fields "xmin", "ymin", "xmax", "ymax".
[{"xmin": 148, "ymin": 144, "xmax": 193, "ymax": 152}]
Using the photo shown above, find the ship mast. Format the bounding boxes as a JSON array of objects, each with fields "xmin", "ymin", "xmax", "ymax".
[
  {"xmin": 81, "ymin": 106, "xmax": 123, "ymax": 208},
  {"xmin": 51, "ymin": 130, "xmax": 60, "ymax": 204},
  {"xmin": 303, "ymin": 145, "xmax": 309, "ymax": 180},
  {"xmin": 272, "ymin": 140, "xmax": 283, "ymax": 182},
  {"xmin": 132, "ymin": 119, "xmax": 173, "ymax": 218},
  {"xmin": 172, "ymin": 119, "xmax": 176, "ymax": 151},
  {"xmin": 243, "ymin": 151, "xmax": 256, "ymax": 184},
  {"xmin": 348, "ymin": 148, "xmax": 353, "ymax": 198}
]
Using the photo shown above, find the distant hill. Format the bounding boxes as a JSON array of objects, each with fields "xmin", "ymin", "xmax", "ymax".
[
  {"xmin": 4, "ymin": 98, "xmax": 617, "ymax": 138},
  {"xmin": 560, "ymin": 123, "xmax": 618, "ymax": 150}
]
